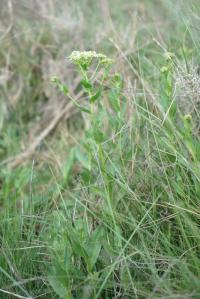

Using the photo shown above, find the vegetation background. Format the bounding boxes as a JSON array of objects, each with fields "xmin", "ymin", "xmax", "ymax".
[{"xmin": 0, "ymin": 0, "xmax": 200, "ymax": 298}]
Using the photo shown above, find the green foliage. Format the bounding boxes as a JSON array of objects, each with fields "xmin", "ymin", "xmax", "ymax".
[
  {"xmin": 47, "ymin": 48, "xmax": 200, "ymax": 298},
  {"xmin": 1, "ymin": 1, "xmax": 200, "ymax": 299}
]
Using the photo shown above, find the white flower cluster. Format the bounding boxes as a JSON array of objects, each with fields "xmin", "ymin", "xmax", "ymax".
[
  {"xmin": 70, "ymin": 51, "xmax": 105, "ymax": 61},
  {"xmin": 69, "ymin": 51, "xmax": 112, "ymax": 66}
]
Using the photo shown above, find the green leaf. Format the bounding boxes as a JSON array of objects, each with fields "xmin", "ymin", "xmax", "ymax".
[
  {"xmin": 93, "ymin": 126, "xmax": 105, "ymax": 143},
  {"xmin": 75, "ymin": 147, "xmax": 91, "ymax": 170},
  {"xmin": 48, "ymin": 275, "xmax": 72, "ymax": 299},
  {"xmin": 59, "ymin": 84, "xmax": 69, "ymax": 95},
  {"xmin": 112, "ymin": 73, "xmax": 123, "ymax": 89},
  {"xmin": 108, "ymin": 90, "xmax": 120, "ymax": 113},
  {"xmin": 51, "ymin": 77, "xmax": 69, "ymax": 95},
  {"xmin": 66, "ymin": 225, "xmax": 90, "ymax": 269},
  {"xmin": 90, "ymin": 89, "xmax": 101, "ymax": 103},
  {"xmin": 48, "ymin": 264, "xmax": 72, "ymax": 299},
  {"xmin": 62, "ymin": 148, "xmax": 75, "ymax": 185},
  {"xmin": 79, "ymin": 105, "xmax": 91, "ymax": 114},
  {"xmin": 86, "ymin": 226, "xmax": 105, "ymax": 271},
  {"xmin": 81, "ymin": 168, "xmax": 92, "ymax": 184},
  {"xmin": 81, "ymin": 79, "xmax": 92, "ymax": 90}
]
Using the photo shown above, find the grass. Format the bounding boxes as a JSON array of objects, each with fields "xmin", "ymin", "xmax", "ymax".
[{"xmin": 0, "ymin": 0, "xmax": 200, "ymax": 298}]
